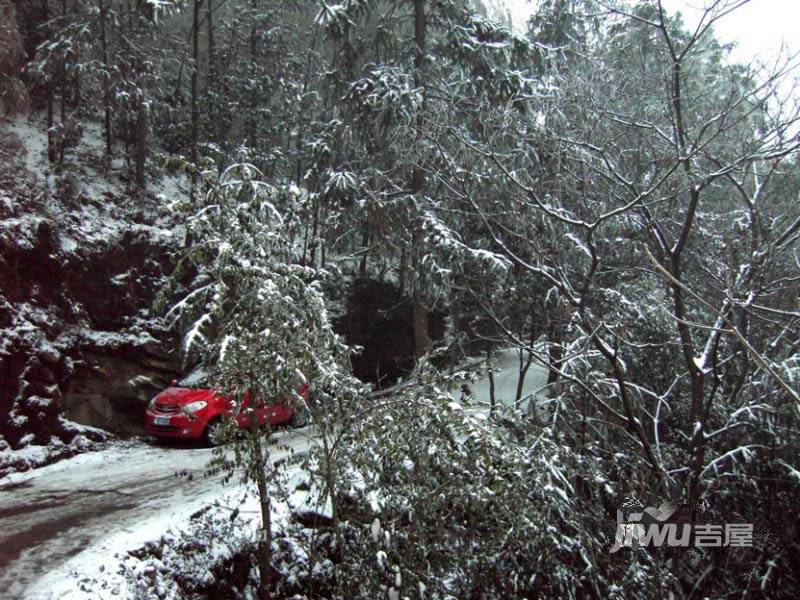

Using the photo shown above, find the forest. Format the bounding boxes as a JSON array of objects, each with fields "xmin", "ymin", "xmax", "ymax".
[{"xmin": 1, "ymin": 0, "xmax": 799, "ymax": 598}]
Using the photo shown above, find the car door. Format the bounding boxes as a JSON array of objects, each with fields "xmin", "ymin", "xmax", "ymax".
[
  {"xmin": 236, "ymin": 389, "xmax": 293, "ymax": 428},
  {"xmin": 265, "ymin": 400, "xmax": 293, "ymax": 425}
]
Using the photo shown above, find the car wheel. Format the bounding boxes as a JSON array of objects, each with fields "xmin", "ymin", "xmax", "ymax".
[
  {"xmin": 290, "ymin": 407, "xmax": 309, "ymax": 428},
  {"xmin": 204, "ymin": 418, "xmax": 225, "ymax": 446}
]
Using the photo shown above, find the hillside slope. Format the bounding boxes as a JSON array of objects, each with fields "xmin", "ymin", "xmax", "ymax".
[{"xmin": 0, "ymin": 115, "xmax": 184, "ymax": 474}]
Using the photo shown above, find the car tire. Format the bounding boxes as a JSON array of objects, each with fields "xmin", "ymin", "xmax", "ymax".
[
  {"xmin": 290, "ymin": 407, "xmax": 309, "ymax": 428},
  {"xmin": 203, "ymin": 418, "xmax": 225, "ymax": 446}
]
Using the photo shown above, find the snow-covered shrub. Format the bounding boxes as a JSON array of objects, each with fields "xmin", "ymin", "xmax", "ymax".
[
  {"xmin": 322, "ymin": 366, "xmax": 651, "ymax": 599},
  {"xmin": 115, "ymin": 500, "xmax": 337, "ymax": 600}
]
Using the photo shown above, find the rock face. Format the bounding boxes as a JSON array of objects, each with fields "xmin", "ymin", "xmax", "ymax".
[
  {"xmin": 61, "ymin": 341, "xmax": 178, "ymax": 435},
  {"xmin": 0, "ymin": 209, "xmax": 182, "ymax": 443}
]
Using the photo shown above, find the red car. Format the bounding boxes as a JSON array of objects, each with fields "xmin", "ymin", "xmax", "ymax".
[{"xmin": 145, "ymin": 369, "xmax": 309, "ymax": 445}]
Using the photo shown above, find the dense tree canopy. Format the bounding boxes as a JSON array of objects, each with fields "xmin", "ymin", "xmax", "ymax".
[{"xmin": 11, "ymin": 0, "xmax": 800, "ymax": 596}]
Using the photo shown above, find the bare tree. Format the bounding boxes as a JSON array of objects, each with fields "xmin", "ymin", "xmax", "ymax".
[{"xmin": 442, "ymin": 0, "xmax": 800, "ymax": 511}]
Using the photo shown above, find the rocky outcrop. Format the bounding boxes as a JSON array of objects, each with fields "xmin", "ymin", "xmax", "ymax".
[
  {"xmin": 0, "ymin": 212, "xmax": 181, "ymax": 444},
  {"xmin": 62, "ymin": 340, "xmax": 178, "ymax": 435}
]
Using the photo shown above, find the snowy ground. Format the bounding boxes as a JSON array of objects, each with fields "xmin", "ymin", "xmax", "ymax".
[
  {"xmin": 0, "ymin": 350, "xmax": 547, "ymax": 599},
  {"xmin": 0, "ymin": 429, "xmax": 314, "ymax": 599}
]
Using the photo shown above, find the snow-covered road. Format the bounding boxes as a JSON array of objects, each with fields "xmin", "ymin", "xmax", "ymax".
[
  {"xmin": 0, "ymin": 349, "xmax": 547, "ymax": 599},
  {"xmin": 0, "ymin": 429, "xmax": 314, "ymax": 599}
]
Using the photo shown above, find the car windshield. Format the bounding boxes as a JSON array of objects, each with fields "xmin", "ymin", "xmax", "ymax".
[{"xmin": 177, "ymin": 368, "xmax": 208, "ymax": 388}]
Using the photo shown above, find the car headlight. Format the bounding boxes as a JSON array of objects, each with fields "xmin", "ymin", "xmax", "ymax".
[
  {"xmin": 147, "ymin": 398, "xmax": 156, "ymax": 411},
  {"xmin": 183, "ymin": 400, "xmax": 208, "ymax": 413}
]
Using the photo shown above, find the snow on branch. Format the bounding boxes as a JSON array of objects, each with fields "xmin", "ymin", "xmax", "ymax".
[
  {"xmin": 421, "ymin": 211, "xmax": 512, "ymax": 272},
  {"xmin": 182, "ymin": 313, "xmax": 211, "ymax": 359}
]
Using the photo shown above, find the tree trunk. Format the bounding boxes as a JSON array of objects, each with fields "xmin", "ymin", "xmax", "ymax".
[
  {"xmin": 301, "ymin": 218, "xmax": 309, "ymax": 266},
  {"xmin": 46, "ymin": 88, "xmax": 55, "ymax": 163},
  {"xmin": 100, "ymin": 0, "xmax": 111, "ymax": 169},
  {"xmin": 135, "ymin": 95, "xmax": 148, "ymax": 190},
  {"xmin": 515, "ymin": 348, "xmax": 533, "ymax": 406},
  {"xmin": 413, "ymin": 0, "xmax": 426, "ymax": 73},
  {"xmin": 413, "ymin": 283, "xmax": 430, "ymax": 359},
  {"xmin": 248, "ymin": 0, "xmax": 258, "ymax": 150},
  {"xmin": 359, "ymin": 218, "xmax": 369, "ymax": 277},
  {"xmin": 487, "ymin": 346, "xmax": 496, "ymax": 417},
  {"xmin": 73, "ymin": 55, "xmax": 80, "ymax": 109},
  {"xmin": 411, "ymin": 229, "xmax": 429, "ymax": 358},
  {"xmin": 546, "ymin": 318, "xmax": 564, "ymax": 391},
  {"xmin": 124, "ymin": 112, "xmax": 131, "ymax": 172},
  {"xmin": 320, "ymin": 227, "xmax": 326, "ymax": 267},
  {"xmin": 310, "ymin": 196, "xmax": 319, "ymax": 268},
  {"xmin": 190, "ymin": 0, "xmax": 200, "ymax": 198},
  {"xmin": 42, "ymin": 0, "xmax": 55, "ymax": 163},
  {"xmin": 449, "ymin": 289, "xmax": 462, "ymax": 374},
  {"xmin": 203, "ymin": 0, "xmax": 216, "ymax": 146},
  {"xmin": 59, "ymin": 0, "xmax": 67, "ymax": 125},
  {"xmin": 250, "ymin": 419, "xmax": 272, "ymax": 600},
  {"xmin": 206, "ymin": 0, "xmax": 215, "ymax": 83},
  {"xmin": 410, "ymin": 0, "xmax": 429, "ymax": 359},
  {"xmin": 398, "ymin": 247, "xmax": 406, "ymax": 295}
]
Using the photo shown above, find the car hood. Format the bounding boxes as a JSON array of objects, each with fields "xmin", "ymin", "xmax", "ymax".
[{"xmin": 153, "ymin": 387, "xmax": 217, "ymax": 405}]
